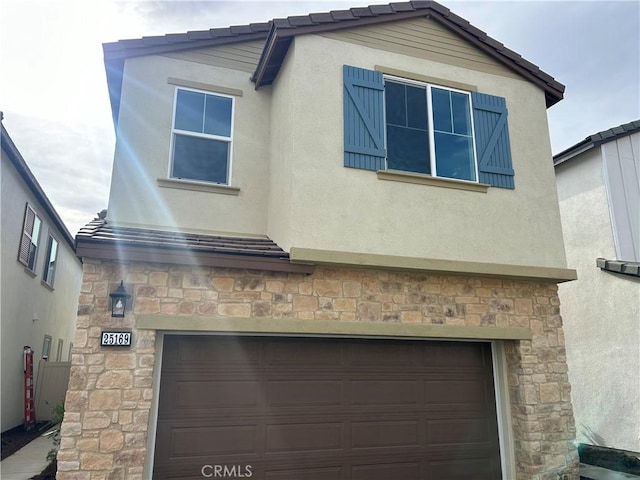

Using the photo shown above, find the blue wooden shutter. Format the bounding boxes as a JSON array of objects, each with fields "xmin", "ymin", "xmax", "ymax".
[
  {"xmin": 343, "ymin": 65, "xmax": 386, "ymax": 170},
  {"xmin": 472, "ymin": 92, "xmax": 514, "ymax": 189}
]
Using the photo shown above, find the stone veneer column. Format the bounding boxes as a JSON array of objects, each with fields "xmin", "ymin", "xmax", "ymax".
[{"xmin": 57, "ymin": 259, "xmax": 579, "ymax": 480}]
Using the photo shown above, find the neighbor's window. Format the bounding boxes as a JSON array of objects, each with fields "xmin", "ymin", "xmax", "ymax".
[
  {"xmin": 56, "ymin": 339, "xmax": 64, "ymax": 362},
  {"xmin": 42, "ymin": 234, "xmax": 59, "ymax": 287},
  {"xmin": 384, "ymin": 77, "xmax": 477, "ymax": 182},
  {"xmin": 18, "ymin": 204, "xmax": 42, "ymax": 271},
  {"xmin": 170, "ymin": 87, "xmax": 234, "ymax": 185},
  {"xmin": 42, "ymin": 335, "xmax": 52, "ymax": 361}
]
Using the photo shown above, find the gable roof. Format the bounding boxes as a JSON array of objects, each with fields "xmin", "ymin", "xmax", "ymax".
[
  {"xmin": 103, "ymin": 1, "xmax": 564, "ymax": 126},
  {"xmin": 1, "ymin": 119, "xmax": 76, "ymax": 250},
  {"xmin": 553, "ymin": 119, "xmax": 640, "ymax": 166}
]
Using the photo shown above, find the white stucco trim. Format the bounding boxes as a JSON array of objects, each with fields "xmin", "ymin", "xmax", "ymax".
[
  {"xmin": 377, "ymin": 169, "xmax": 490, "ymax": 192},
  {"xmin": 157, "ymin": 178, "xmax": 240, "ymax": 195},
  {"xmin": 167, "ymin": 77, "xmax": 243, "ymax": 97},
  {"xmin": 289, "ymin": 248, "xmax": 578, "ymax": 283}
]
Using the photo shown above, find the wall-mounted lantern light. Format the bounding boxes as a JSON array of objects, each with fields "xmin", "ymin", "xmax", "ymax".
[{"xmin": 109, "ymin": 281, "xmax": 131, "ymax": 317}]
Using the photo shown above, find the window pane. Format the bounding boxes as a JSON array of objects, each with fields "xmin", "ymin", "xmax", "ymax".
[
  {"xmin": 385, "ymin": 81, "xmax": 406, "ymax": 126},
  {"xmin": 28, "ymin": 217, "xmax": 41, "ymax": 270},
  {"xmin": 172, "ymin": 134, "xmax": 229, "ymax": 184},
  {"xmin": 406, "ymin": 85, "xmax": 427, "ymax": 129},
  {"xmin": 387, "ymin": 125, "xmax": 430, "ymax": 174},
  {"xmin": 451, "ymin": 92, "xmax": 471, "ymax": 135},
  {"xmin": 432, "ymin": 87, "xmax": 452, "ymax": 133},
  {"xmin": 44, "ymin": 236, "xmax": 58, "ymax": 285},
  {"xmin": 204, "ymin": 95, "xmax": 232, "ymax": 137},
  {"xmin": 434, "ymin": 132, "xmax": 475, "ymax": 181},
  {"xmin": 175, "ymin": 90, "xmax": 204, "ymax": 133}
]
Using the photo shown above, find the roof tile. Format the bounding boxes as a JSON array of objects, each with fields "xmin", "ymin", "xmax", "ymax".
[
  {"xmin": 389, "ymin": 2, "xmax": 416, "ymax": 12},
  {"xmin": 77, "ymin": 220, "xmax": 290, "ymax": 259},
  {"xmin": 309, "ymin": 12, "xmax": 336, "ymax": 23},
  {"xmin": 330, "ymin": 9, "xmax": 358, "ymax": 21}
]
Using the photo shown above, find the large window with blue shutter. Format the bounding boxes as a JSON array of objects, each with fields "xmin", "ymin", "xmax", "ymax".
[{"xmin": 344, "ymin": 65, "xmax": 514, "ymax": 189}]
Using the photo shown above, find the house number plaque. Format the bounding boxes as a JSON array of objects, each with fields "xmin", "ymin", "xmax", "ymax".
[{"xmin": 100, "ymin": 331, "xmax": 132, "ymax": 347}]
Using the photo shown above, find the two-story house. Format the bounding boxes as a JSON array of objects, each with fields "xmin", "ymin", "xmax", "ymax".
[
  {"xmin": 1, "ymin": 120, "xmax": 83, "ymax": 432},
  {"xmin": 59, "ymin": 3, "xmax": 579, "ymax": 479},
  {"xmin": 554, "ymin": 120, "xmax": 640, "ymax": 460}
]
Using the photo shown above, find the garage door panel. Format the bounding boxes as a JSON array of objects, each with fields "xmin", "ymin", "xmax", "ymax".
[
  {"xmin": 350, "ymin": 379, "xmax": 420, "ymax": 405},
  {"xmin": 265, "ymin": 341, "xmax": 343, "ymax": 366},
  {"xmin": 422, "ymin": 341, "xmax": 488, "ymax": 367},
  {"xmin": 425, "ymin": 379, "xmax": 489, "ymax": 404},
  {"xmin": 154, "ymin": 336, "xmax": 501, "ymax": 479},
  {"xmin": 173, "ymin": 380, "xmax": 259, "ymax": 408},
  {"xmin": 265, "ymin": 422, "xmax": 343, "ymax": 453},
  {"xmin": 264, "ymin": 466, "xmax": 342, "ymax": 480},
  {"xmin": 347, "ymin": 341, "xmax": 421, "ymax": 366},
  {"xmin": 427, "ymin": 418, "xmax": 493, "ymax": 445},
  {"xmin": 429, "ymin": 458, "xmax": 496, "ymax": 480},
  {"xmin": 267, "ymin": 380, "xmax": 343, "ymax": 407},
  {"xmin": 351, "ymin": 461, "xmax": 422, "ymax": 480},
  {"xmin": 351, "ymin": 420, "xmax": 420, "ymax": 448},
  {"xmin": 166, "ymin": 335, "xmax": 262, "ymax": 368}
]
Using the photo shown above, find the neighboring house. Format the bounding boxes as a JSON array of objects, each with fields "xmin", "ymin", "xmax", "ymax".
[
  {"xmin": 1, "ymin": 119, "xmax": 83, "ymax": 431},
  {"xmin": 554, "ymin": 120, "xmax": 640, "ymax": 454},
  {"xmin": 58, "ymin": 3, "xmax": 579, "ymax": 479}
]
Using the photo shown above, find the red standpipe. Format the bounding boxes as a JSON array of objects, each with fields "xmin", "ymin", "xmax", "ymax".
[{"xmin": 23, "ymin": 346, "xmax": 35, "ymax": 430}]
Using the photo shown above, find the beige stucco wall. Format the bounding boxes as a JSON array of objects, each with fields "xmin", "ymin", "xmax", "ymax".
[
  {"xmin": 267, "ymin": 33, "xmax": 567, "ymax": 270},
  {"xmin": 107, "ymin": 53, "xmax": 272, "ymax": 236},
  {"xmin": 108, "ymin": 23, "xmax": 567, "ymax": 273},
  {"xmin": 1, "ymin": 152, "xmax": 82, "ymax": 432},
  {"xmin": 556, "ymin": 148, "xmax": 640, "ymax": 452}
]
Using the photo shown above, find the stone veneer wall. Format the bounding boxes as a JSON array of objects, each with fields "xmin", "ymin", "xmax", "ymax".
[{"xmin": 57, "ymin": 259, "xmax": 579, "ymax": 480}]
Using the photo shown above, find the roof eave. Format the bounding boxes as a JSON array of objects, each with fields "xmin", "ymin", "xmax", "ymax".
[{"xmin": 1, "ymin": 123, "xmax": 77, "ymax": 249}]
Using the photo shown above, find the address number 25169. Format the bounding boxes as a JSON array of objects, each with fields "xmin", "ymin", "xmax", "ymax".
[{"xmin": 101, "ymin": 332, "xmax": 132, "ymax": 346}]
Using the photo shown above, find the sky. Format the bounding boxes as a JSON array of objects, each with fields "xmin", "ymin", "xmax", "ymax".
[{"xmin": 1, "ymin": 0, "xmax": 638, "ymax": 236}]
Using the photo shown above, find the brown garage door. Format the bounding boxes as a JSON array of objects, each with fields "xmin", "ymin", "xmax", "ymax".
[{"xmin": 154, "ymin": 335, "xmax": 501, "ymax": 479}]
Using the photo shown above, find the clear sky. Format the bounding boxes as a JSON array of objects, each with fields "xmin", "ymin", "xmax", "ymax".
[{"xmin": 1, "ymin": 0, "xmax": 638, "ymax": 236}]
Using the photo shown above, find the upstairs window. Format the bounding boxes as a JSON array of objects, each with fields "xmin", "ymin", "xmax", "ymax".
[
  {"xmin": 42, "ymin": 234, "xmax": 59, "ymax": 287},
  {"xmin": 385, "ymin": 78, "xmax": 477, "ymax": 181},
  {"xmin": 18, "ymin": 204, "xmax": 42, "ymax": 271},
  {"xmin": 170, "ymin": 88, "xmax": 234, "ymax": 185},
  {"xmin": 343, "ymin": 65, "xmax": 514, "ymax": 189}
]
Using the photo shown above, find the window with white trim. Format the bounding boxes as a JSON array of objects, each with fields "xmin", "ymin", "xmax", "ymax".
[
  {"xmin": 18, "ymin": 204, "xmax": 42, "ymax": 271},
  {"xmin": 385, "ymin": 77, "xmax": 477, "ymax": 181},
  {"xmin": 42, "ymin": 233, "xmax": 59, "ymax": 287},
  {"xmin": 170, "ymin": 87, "xmax": 234, "ymax": 185}
]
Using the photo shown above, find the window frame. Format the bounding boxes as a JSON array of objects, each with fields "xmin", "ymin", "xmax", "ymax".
[
  {"xmin": 18, "ymin": 204, "xmax": 42, "ymax": 272},
  {"xmin": 382, "ymin": 74, "xmax": 480, "ymax": 183},
  {"xmin": 168, "ymin": 86, "xmax": 235, "ymax": 186},
  {"xmin": 42, "ymin": 232, "xmax": 59, "ymax": 287}
]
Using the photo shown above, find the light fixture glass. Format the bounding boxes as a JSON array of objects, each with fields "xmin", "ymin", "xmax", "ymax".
[{"xmin": 109, "ymin": 281, "xmax": 131, "ymax": 318}]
